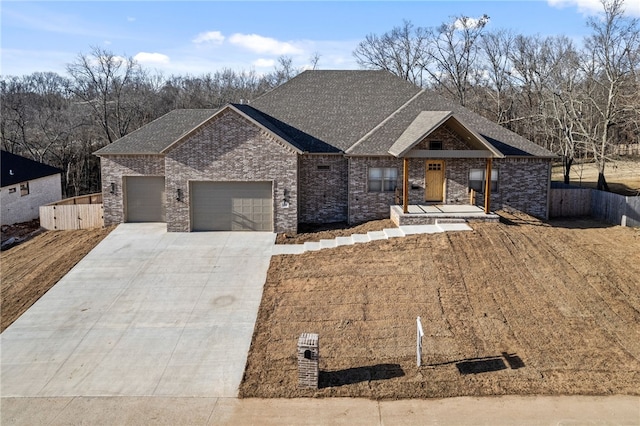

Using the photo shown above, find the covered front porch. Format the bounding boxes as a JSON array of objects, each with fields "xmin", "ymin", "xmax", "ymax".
[
  {"xmin": 386, "ymin": 110, "xmax": 505, "ymax": 226},
  {"xmin": 390, "ymin": 204, "xmax": 500, "ymax": 226}
]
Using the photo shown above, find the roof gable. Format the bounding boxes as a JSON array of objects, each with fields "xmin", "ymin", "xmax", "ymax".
[
  {"xmin": 95, "ymin": 106, "xmax": 306, "ymax": 156},
  {"xmin": 1, "ymin": 151, "xmax": 62, "ymax": 187},
  {"xmin": 161, "ymin": 104, "xmax": 304, "ymax": 154},
  {"xmin": 345, "ymin": 88, "xmax": 556, "ymax": 158},
  {"xmin": 388, "ymin": 112, "xmax": 504, "ymax": 158},
  {"xmin": 389, "ymin": 111, "xmax": 452, "ymax": 157},
  {"xmin": 94, "ymin": 109, "xmax": 218, "ymax": 155}
]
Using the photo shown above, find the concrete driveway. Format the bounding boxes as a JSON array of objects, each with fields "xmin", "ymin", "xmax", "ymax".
[{"xmin": 0, "ymin": 223, "xmax": 275, "ymax": 397}]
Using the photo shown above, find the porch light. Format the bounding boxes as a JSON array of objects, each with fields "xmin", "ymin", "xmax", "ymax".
[
  {"xmin": 176, "ymin": 188, "xmax": 183, "ymax": 202},
  {"xmin": 282, "ymin": 189, "xmax": 290, "ymax": 208},
  {"xmin": 110, "ymin": 182, "xmax": 116, "ymax": 194}
]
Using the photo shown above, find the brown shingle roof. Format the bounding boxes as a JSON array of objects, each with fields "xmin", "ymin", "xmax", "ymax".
[
  {"xmin": 345, "ymin": 88, "xmax": 555, "ymax": 157},
  {"xmin": 250, "ymin": 70, "xmax": 423, "ymax": 152},
  {"xmin": 95, "ymin": 71, "xmax": 556, "ymax": 159},
  {"xmin": 94, "ymin": 109, "xmax": 218, "ymax": 155}
]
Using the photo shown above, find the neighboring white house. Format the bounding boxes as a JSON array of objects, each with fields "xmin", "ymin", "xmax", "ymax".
[{"xmin": 1, "ymin": 151, "xmax": 63, "ymax": 226}]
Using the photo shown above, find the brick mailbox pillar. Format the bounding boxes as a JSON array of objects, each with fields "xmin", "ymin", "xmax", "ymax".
[{"xmin": 297, "ymin": 333, "xmax": 319, "ymax": 388}]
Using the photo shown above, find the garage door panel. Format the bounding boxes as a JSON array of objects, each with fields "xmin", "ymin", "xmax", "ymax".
[
  {"xmin": 191, "ymin": 182, "xmax": 273, "ymax": 231},
  {"xmin": 125, "ymin": 176, "xmax": 166, "ymax": 222}
]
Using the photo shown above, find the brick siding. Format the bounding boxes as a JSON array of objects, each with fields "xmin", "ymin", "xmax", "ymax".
[
  {"xmin": 493, "ymin": 158, "xmax": 550, "ymax": 219},
  {"xmin": 348, "ymin": 156, "xmax": 404, "ymax": 224},
  {"xmin": 349, "ymin": 156, "xmax": 551, "ymax": 223},
  {"xmin": 100, "ymin": 113, "xmax": 550, "ymax": 230},
  {"xmin": 99, "ymin": 155, "xmax": 165, "ymax": 226},
  {"xmin": 298, "ymin": 154, "xmax": 348, "ymax": 223},
  {"xmin": 446, "ymin": 158, "xmax": 487, "ymax": 204},
  {"xmin": 445, "ymin": 157, "xmax": 550, "ymax": 218},
  {"xmin": 164, "ymin": 109, "xmax": 298, "ymax": 233},
  {"xmin": 414, "ymin": 125, "xmax": 474, "ymax": 151}
]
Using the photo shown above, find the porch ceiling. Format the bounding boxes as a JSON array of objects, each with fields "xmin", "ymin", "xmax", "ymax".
[{"xmin": 388, "ymin": 111, "xmax": 504, "ymax": 159}]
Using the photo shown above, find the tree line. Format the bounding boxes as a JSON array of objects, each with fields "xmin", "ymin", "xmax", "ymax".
[
  {"xmin": 1, "ymin": 55, "xmax": 299, "ymax": 197},
  {"xmin": 1, "ymin": 0, "xmax": 638, "ymax": 197},
  {"xmin": 354, "ymin": 0, "xmax": 639, "ymax": 189}
]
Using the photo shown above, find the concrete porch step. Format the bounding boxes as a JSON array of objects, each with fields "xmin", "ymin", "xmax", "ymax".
[
  {"xmin": 335, "ymin": 236, "xmax": 354, "ymax": 246},
  {"xmin": 399, "ymin": 225, "xmax": 442, "ymax": 235},
  {"xmin": 272, "ymin": 222, "xmax": 472, "ymax": 256},
  {"xmin": 437, "ymin": 223, "xmax": 476, "ymax": 232},
  {"xmin": 383, "ymin": 228, "xmax": 405, "ymax": 238},
  {"xmin": 303, "ymin": 241, "xmax": 322, "ymax": 251},
  {"xmin": 352, "ymin": 234, "xmax": 371, "ymax": 244},
  {"xmin": 320, "ymin": 239, "xmax": 338, "ymax": 249},
  {"xmin": 367, "ymin": 230, "xmax": 388, "ymax": 241}
]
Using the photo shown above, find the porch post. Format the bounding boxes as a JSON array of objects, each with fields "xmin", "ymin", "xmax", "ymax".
[
  {"xmin": 484, "ymin": 157, "xmax": 493, "ymax": 214},
  {"xmin": 403, "ymin": 157, "xmax": 409, "ymax": 214}
]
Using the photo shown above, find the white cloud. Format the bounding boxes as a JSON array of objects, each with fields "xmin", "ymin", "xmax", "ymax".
[
  {"xmin": 229, "ymin": 33, "xmax": 303, "ymax": 55},
  {"xmin": 134, "ymin": 52, "xmax": 170, "ymax": 65},
  {"xmin": 548, "ymin": 0, "xmax": 640, "ymax": 16},
  {"xmin": 253, "ymin": 58, "xmax": 275, "ymax": 68},
  {"xmin": 192, "ymin": 31, "xmax": 225, "ymax": 44},
  {"xmin": 127, "ymin": 16, "xmax": 136, "ymax": 22},
  {"xmin": 104, "ymin": 40, "xmax": 112, "ymax": 46},
  {"xmin": 454, "ymin": 15, "xmax": 490, "ymax": 30}
]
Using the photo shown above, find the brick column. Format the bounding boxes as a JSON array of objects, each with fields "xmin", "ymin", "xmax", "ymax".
[{"xmin": 297, "ymin": 333, "xmax": 319, "ymax": 388}]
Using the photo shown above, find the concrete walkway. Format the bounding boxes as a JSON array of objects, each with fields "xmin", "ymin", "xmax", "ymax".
[
  {"xmin": 272, "ymin": 223, "xmax": 472, "ymax": 255},
  {"xmin": 0, "ymin": 223, "xmax": 275, "ymax": 398},
  {"xmin": 2, "ymin": 395, "xmax": 638, "ymax": 425}
]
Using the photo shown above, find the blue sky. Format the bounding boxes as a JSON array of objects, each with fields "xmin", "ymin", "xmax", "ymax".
[{"xmin": 2, "ymin": 0, "xmax": 639, "ymax": 77}]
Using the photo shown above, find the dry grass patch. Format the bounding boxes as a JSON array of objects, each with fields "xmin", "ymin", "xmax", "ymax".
[{"xmin": 552, "ymin": 159, "xmax": 640, "ymax": 196}]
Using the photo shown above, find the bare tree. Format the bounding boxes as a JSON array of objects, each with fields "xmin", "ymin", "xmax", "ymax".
[
  {"xmin": 265, "ymin": 56, "xmax": 302, "ymax": 88},
  {"xmin": 0, "ymin": 76, "xmax": 32, "ymax": 155},
  {"xmin": 573, "ymin": 0, "xmax": 639, "ymax": 190},
  {"xmin": 425, "ymin": 14, "xmax": 490, "ymax": 106},
  {"xmin": 309, "ymin": 52, "xmax": 321, "ymax": 70},
  {"xmin": 66, "ymin": 47, "xmax": 142, "ymax": 144},
  {"xmin": 477, "ymin": 29, "xmax": 518, "ymax": 124},
  {"xmin": 542, "ymin": 37, "xmax": 583, "ymax": 183},
  {"xmin": 353, "ymin": 20, "xmax": 431, "ymax": 86}
]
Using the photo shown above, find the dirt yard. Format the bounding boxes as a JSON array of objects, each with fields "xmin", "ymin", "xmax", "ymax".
[
  {"xmin": 552, "ymin": 159, "xmax": 640, "ymax": 196},
  {"xmin": 1, "ymin": 226, "xmax": 113, "ymax": 332},
  {"xmin": 241, "ymin": 212, "xmax": 640, "ymax": 399}
]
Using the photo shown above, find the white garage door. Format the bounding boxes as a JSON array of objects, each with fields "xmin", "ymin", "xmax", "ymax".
[
  {"xmin": 191, "ymin": 181, "xmax": 273, "ymax": 231},
  {"xmin": 125, "ymin": 176, "xmax": 166, "ymax": 222}
]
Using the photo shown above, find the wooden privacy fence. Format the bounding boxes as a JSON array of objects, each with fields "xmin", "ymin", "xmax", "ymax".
[
  {"xmin": 549, "ymin": 187, "xmax": 591, "ymax": 217},
  {"xmin": 39, "ymin": 193, "xmax": 104, "ymax": 230},
  {"xmin": 550, "ymin": 184, "xmax": 640, "ymax": 227}
]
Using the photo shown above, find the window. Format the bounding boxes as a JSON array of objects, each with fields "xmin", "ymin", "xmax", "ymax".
[
  {"xmin": 429, "ymin": 141, "xmax": 443, "ymax": 150},
  {"xmin": 8, "ymin": 188, "xmax": 16, "ymax": 194},
  {"xmin": 368, "ymin": 167, "xmax": 397, "ymax": 192},
  {"xmin": 469, "ymin": 169, "xmax": 498, "ymax": 192},
  {"xmin": 317, "ymin": 165, "xmax": 331, "ymax": 171},
  {"xmin": 20, "ymin": 182, "xmax": 29, "ymax": 196}
]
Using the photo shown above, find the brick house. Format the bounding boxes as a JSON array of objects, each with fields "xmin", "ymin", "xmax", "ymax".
[{"xmin": 95, "ymin": 70, "xmax": 555, "ymax": 233}]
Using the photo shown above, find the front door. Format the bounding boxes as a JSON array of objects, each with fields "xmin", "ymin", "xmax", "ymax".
[{"xmin": 425, "ymin": 160, "xmax": 445, "ymax": 202}]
